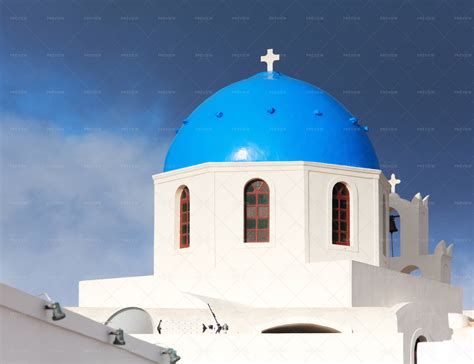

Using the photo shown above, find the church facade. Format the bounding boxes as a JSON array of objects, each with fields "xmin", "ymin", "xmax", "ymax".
[{"xmin": 71, "ymin": 50, "xmax": 463, "ymax": 364}]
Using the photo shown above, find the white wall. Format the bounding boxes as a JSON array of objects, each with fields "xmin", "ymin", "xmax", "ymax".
[
  {"xmin": 351, "ymin": 261, "xmax": 462, "ymax": 313},
  {"xmin": 153, "ymin": 162, "xmax": 307, "ymax": 277},
  {"xmin": 417, "ymin": 328, "xmax": 474, "ymax": 364},
  {"xmin": 134, "ymin": 333, "xmax": 404, "ymax": 364},
  {"xmin": 0, "ymin": 284, "xmax": 169, "ymax": 364},
  {"xmin": 79, "ymin": 261, "xmax": 354, "ymax": 309},
  {"xmin": 307, "ymin": 163, "xmax": 389, "ymax": 267},
  {"xmin": 153, "ymin": 161, "xmax": 389, "ymax": 278},
  {"xmin": 79, "ymin": 260, "xmax": 462, "ymax": 314},
  {"xmin": 388, "ymin": 192, "xmax": 453, "ymax": 283},
  {"xmin": 77, "ymin": 261, "xmax": 462, "ymax": 364}
]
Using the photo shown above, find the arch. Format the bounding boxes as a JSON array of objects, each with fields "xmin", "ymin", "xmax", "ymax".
[
  {"xmin": 244, "ymin": 179, "xmax": 270, "ymax": 242},
  {"xmin": 332, "ymin": 182, "xmax": 350, "ymax": 245},
  {"xmin": 401, "ymin": 265, "xmax": 422, "ymax": 278},
  {"xmin": 414, "ymin": 335, "xmax": 427, "ymax": 364},
  {"xmin": 389, "ymin": 207, "xmax": 401, "ymax": 256},
  {"xmin": 262, "ymin": 323, "xmax": 341, "ymax": 334},
  {"xmin": 178, "ymin": 186, "xmax": 190, "ymax": 248},
  {"xmin": 257, "ymin": 316, "xmax": 349, "ymax": 334},
  {"xmin": 105, "ymin": 307, "xmax": 154, "ymax": 334}
]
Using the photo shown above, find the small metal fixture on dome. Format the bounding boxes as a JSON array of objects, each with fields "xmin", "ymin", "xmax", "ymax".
[
  {"xmin": 350, "ymin": 117, "xmax": 358, "ymax": 124},
  {"xmin": 162, "ymin": 62, "xmax": 381, "ymax": 172},
  {"xmin": 362, "ymin": 125, "xmax": 369, "ymax": 132},
  {"xmin": 267, "ymin": 107, "xmax": 275, "ymax": 114},
  {"xmin": 260, "ymin": 48, "xmax": 280, "ymax": 72},
  {"xmin": 183, "ymin": 119, "xmax": 189, "ymax": 124}
]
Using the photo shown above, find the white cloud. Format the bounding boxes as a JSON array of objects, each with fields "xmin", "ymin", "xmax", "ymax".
[{"xmin": 0, "ymin": 115, "xmax": 167, "ymax": 305}]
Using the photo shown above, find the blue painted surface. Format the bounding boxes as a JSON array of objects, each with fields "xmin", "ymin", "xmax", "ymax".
[{"xmin": 164, "ymin": 72, "xmax": 379, "ymax": 172}]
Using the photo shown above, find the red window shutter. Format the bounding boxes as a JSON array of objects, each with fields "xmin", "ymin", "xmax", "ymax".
[
  {"xmin": 179, "ymin": 187, "xmax": 190, "ymax": 248},
  {"xmin": 332, "ymin": 182, "xmax": 350, "ymax": 246}
]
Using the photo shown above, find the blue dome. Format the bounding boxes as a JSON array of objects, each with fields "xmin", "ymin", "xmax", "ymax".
[{"xmin": 164, "ymin": 72, "xmax": 379, "ymax": 172}]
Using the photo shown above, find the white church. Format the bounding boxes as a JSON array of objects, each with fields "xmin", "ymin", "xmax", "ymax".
[{"xmin": 1, "ymin": 50, "xmax": 472, "ymax": 364}]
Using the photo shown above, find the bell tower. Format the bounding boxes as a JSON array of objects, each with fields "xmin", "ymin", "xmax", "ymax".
[{"xmin": 387, "ymin": 174, "xmax": 453, "ymax": 283}]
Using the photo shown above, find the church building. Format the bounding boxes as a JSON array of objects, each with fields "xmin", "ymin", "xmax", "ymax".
[{"xmin": 69, "ymin": 50, "xmax": 464, "ymax": 364}]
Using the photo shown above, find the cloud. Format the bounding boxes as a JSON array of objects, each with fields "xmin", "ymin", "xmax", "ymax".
[
  {"xmin": 1, "ymin": 115, "xmax": 473, "ymax": 310},
  {"xmin": 0, "ymin": 115, "xmax": 167, "ymax": 305}
]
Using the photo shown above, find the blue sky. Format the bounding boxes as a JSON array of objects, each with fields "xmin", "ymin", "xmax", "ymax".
[{"xmin": 1, "ymin": 0, "xmax": 472, "ymax": 307}]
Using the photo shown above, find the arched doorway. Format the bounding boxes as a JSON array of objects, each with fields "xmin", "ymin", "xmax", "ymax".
[
  {"xmin": 262, "ymin": 323, "xmax": 340, "ymax": 334},
  {"xmin": 414, "ymin": 335, "xmax": 427, "ymax": 364}
]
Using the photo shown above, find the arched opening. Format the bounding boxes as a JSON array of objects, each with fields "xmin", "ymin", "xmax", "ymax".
[
  {"xmin": 332, "ymin": 182, "xmax": 350, "ymax": 246},
  {"xmin": 389, "ymin": 208, "xmax": 401, "ymax": 256},
  {"xmin": 179, "ymin": 186, "xmax": 190, "ymax": 248},
  {"xmin": 442, "ymin": 263, "xmax": 450, "ymax": 283},
  {"xmin": 244, "ymin": 179, "xmax": 269, "ymax": 242},
  {"xmin": 414, "ymin": 335, "xmax": 427, "ymax": 364},
  {"xmin": 262, "ymin": 323, "xmax": 341, "ymax": 334},
  {"xmin": 382, "ymin": 195, "xmax": 388, "ymax": 256},
  {"xmin": 401, "ymin": 265, "xmax": 422, "ymax": 278},
  {"xmin": 105, "ymin": 307, "xmax": 154, "ymax": 334}
]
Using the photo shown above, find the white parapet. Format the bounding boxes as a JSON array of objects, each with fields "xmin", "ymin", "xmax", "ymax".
[{"xmin": 0, "ymin": 283, "xmax": 172, "ymax": 364}]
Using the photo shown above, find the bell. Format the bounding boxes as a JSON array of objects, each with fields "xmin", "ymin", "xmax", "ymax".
[{"xmin": 389, "ymin": 215, "xmax": 398, "ymax": 234}]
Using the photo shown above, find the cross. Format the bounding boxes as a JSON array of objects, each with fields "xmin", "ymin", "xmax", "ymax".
[
  {"xmin": 388, "ymin": 173, "xmax": 401, "ymax": 194},
  {"xmin": 260, "ymin": 49, "xmax": 280, "ymax": 72}
]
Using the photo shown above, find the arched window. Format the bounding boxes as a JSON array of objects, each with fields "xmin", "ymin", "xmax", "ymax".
[
  {"xmin": 332, "ymin": 182, "xmax": 350, "ymax": 245},
  {"xmin": 179, "ymin": 187, "xmax": 190, "ymax": 248},
  {"xmin": 244, "ymin": 179, "xmax": 269, "ymax": 242},
  {"xmin": 382, "ymin": 195, "xmax": 387, "ymax": 256}
]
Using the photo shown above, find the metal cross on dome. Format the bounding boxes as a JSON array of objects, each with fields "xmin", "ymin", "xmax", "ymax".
[
  {"xmin": 388, "ymin": 173, "xmax": 401, "ymax": 194},
  {"xmin": 261, "ymin": 49, "xmax": 280, "ymax": 72}
]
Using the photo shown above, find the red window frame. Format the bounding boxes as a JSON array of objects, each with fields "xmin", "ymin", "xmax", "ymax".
[
  {"xmin": 244, "ymin": 179, "xmax": 270, "ymax": 243},
  {"xmin": 179, "ymin": 187, "xmax": 190, "ymax": 249},
  {"xmin": 332, "ymin": 182, "xmax": 350, "ymax": 246}
]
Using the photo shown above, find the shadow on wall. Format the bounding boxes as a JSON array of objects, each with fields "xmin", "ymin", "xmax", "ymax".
[{"xmin": 262, "ymin": 323, "xmax": 341, "ymax": 334}]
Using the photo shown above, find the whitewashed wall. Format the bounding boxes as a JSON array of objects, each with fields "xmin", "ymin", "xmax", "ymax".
[
  {"xmin": 0, "ymin": 284, "xmax": 169, "ymax": 364},
  {"xmin": 306, "ymin": 163, "xmax": 390, "ymax": 267},
  {"xmin": 153, "ymin": 161, "xmax": 389, "ymax": 277},
  {"xmin": 388, "ymin": 192, "xmax": 453, "ymax": 283}
]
